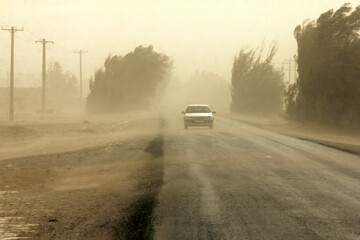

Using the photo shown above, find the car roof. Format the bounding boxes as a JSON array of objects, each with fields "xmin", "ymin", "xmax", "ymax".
[{"xmin": 187, "ymin": 104, "xmax": 210, "ymax": 107}]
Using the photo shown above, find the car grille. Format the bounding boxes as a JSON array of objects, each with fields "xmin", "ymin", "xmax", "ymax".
[{"xmin": 187, "ymin": 117, "xmax": 211, "ymax": 121}]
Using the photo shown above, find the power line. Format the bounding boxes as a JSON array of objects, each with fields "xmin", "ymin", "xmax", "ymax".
[
  {"xmin": 24, "ymin": 29, "xmax": 40, "ymax": 40},
  {"xmin": 1, "ymin": 26, "xmax": 24, "ymax": 121},
  {"xmin": 53, "ymin": 44, "xmax": 72, "ymax": 53},
  {"xmin": 23, "ymin": 30, "xmax": 39, "ymax": 41},
  {"xmin": 14, "ymin": 33, "xmax": 34, "ymax": 44}
]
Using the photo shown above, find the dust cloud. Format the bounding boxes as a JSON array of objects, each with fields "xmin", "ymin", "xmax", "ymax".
[{"xmin": 160, "ymin": 72, "xmax": 231, "ymax": 114}]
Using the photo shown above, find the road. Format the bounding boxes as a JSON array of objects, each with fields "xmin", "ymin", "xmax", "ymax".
[
  {"xmin": 154, "ymin": 115, "xmax": 360, "ymax": 240},
  {"xmin": 0, "ymin": 115, "xmax": 359, "ymax": 239}
]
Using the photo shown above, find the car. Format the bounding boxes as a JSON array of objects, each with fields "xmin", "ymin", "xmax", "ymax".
[{"xmin": 181, "ymin": 104, "xmax": 216, "ymax": 129}]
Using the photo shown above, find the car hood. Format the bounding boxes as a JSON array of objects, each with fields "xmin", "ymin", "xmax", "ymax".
[{"xmin": 185, "ymin": 113, "xmax": 212, "ymax": 117}]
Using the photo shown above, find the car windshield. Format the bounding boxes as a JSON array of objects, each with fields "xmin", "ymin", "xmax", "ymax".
[{"xmin": 186, "ymin": 106, "xmax": 211, "ymax": 113}]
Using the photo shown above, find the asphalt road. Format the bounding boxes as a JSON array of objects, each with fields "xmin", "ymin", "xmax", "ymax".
[{"xmin": 154, "ymin": 115, "xmax": 360, "ymax": 240}]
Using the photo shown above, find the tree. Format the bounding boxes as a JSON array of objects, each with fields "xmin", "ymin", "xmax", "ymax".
[
  {"xmin": 47, "ymin": 61, "xmax": 78, "ymax": 108},
  {"xmin": 287, "ymin": 3, "xmax": 360, "ymax": 128},
  {"xmin": 231, "ymin": 42, "xmax": 285, "ymax": 115},
  {"xmin": 87, "ymin": 45, "xmax": 172, "ymax": 113}
]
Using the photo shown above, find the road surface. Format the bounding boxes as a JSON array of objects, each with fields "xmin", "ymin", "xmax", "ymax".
[
  {"xmin": 0, "ymin": 115, "xmax": 359, "ymax": 239},
  {"xmin": 154, "ymin": 115, "xmax": 360, "ymax": 240}
]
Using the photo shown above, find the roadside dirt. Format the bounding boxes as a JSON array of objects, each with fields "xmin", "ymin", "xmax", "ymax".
[
  {"xmin": 113, "ymin": 136, "xmax": 164, "ymax": 240},
  {"xmin": 0, "ymin": 114, "xmax": 165, "ymax": 239},
  {"xmin": 0, "ymin": 113, "xmax": 136, "ymax": 161},
  {"xmin": 225, "ymin": 114, "xmax": 360, "ymax": 156},
  {"xmin": 0, "ymin": 135, "xmax": 164, "ymax": 239}
]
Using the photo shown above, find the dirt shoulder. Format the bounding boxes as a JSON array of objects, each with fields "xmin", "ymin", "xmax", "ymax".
[
  {"xmin": 0, "ymin": 115, "xmax": 165, "ymax": 240},
  {"xmin": 223, "ymin": 114, "xmax": 360, "ymax": 156},
  {"xmin": 0, "ymin": 112, "xmax": 152, "ymax": 160}
]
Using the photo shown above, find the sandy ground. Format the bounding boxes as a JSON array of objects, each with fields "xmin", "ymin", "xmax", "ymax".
[
  {"xmin": 0, "ymin": 113, "xmax": 164, "ymax": 239},
  {"xmin": 0, "ymin": 113, "xmax": 137, "ymax": 160}
]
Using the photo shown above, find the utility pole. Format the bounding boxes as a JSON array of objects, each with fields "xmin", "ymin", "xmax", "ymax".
[
  {"xmin": 73, "ymin": 50, "xmax": 87, "ymax": 98},
  {"xmin": 36, "ymin": 39, "xmax": 54, "ymax": 111},
  {"xmin": 293, "ymin": 54, "xmax": 297, "ymax": 83},
  {"xmin": 2, "ymin": 26, "xmax": 24, "ymax": 121},
  {"xmin": 288, "ymin": 58, "xmax": 292, "ymax": 84}
]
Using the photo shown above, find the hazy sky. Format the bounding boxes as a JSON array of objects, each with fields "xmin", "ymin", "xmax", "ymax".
[{"xmin": 0, "ymin": 0, "xmax": 359, "ymax": 90}]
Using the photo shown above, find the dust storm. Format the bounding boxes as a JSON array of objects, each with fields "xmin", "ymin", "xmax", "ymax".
[{"xmin": 1, "ymin": 1, "xmax": 360, "ymax": 239}]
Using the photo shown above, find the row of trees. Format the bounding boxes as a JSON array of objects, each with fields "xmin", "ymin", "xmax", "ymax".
[
  {"xmin": 230, "ymin": 3, "xmax": 360, "ymax": 130},
  {"xmin": 285, "ymin": 3, "xmax": 360, "ymax": 128},
  {"xmin": 231, "ymin": 42, "xmax": 284, "ymax": 115},
  {"xmin": 87, "ymin": 45, "xmax": 172, "ymax": 113}
]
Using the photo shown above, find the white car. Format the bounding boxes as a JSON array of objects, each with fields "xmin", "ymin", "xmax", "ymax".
[{"xmin": 181, "ymin": 104, "xmax": 216, "ymax": 129}]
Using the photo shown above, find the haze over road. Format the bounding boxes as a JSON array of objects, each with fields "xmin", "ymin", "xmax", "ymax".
[{"xmin": 154, "ymin": 115, "xmax": 360, "ymax": 239}]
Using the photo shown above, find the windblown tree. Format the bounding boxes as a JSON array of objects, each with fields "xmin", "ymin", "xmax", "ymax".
[
  {"xmin": 87, "ymin": 45, "xmax": 171, "ymax": 113},
  {"xmin": 231, "ymin": 42, "xmax": 284, "ymax": 115},
  {"xmin": 286, "ymin": 3, "xmax": 360, "ymax": 128}
]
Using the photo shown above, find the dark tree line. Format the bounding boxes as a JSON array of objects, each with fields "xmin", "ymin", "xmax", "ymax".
[
  {"xmin": 286, "ymin": 3, "xmax": 360, "ymax": 128},
  {"xmin": 87, "ymin": 45, "xmax": 171, "ymax": 113},
  {"xmin": 231, "ymin": 42, "xmax": 285, "ymax": 115}
]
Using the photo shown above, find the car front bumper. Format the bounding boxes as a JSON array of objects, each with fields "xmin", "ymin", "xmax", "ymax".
[{"xmin": 184, "ymin": 119, "xmax": 213, "ymax": 126}]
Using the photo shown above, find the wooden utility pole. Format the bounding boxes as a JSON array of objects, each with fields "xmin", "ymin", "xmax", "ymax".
[
  {"xmin": 36, "ymin": 39, "xmax": 54, "ymax": 111},
  {"xmin": 73, "ymin": 50, "xmax": 87, "ymax": 98},
  {"xmin": 2, "ymin": 26, "xmax": 24, "ymax": 121},
  {"xmin": 288, "ymin": 58, "xmax": 292, "ymax": 84},
  {"xmin": 293, "ymin": 54, "xmax": 297, "ymax": 83}
]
